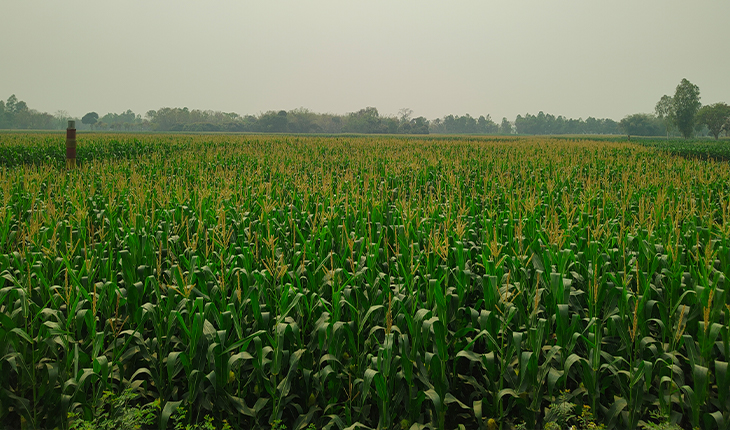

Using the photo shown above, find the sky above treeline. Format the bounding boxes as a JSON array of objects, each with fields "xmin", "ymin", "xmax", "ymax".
[{"xmin": 2, "ymin": 1, "xmax": 729, "ymax": 121}]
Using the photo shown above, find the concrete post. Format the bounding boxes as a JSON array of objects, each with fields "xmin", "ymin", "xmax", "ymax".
[{"xmin": 66, "ymin": 120, "xmax": 76, "ymax": 169}]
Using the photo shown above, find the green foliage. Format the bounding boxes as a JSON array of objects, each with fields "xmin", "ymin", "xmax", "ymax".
[
  {"xmin": 542, "ymin": 403, "xmax": 605, "ymax": 430},
  {"xmin": 577, "ymin": 406, "xmax": 605, "ymax": 430},
  {"xmin": 545, "ymin": 390, "xmax": 577, "ymax": 428},
  {"xmin": 430, "ymin": 113, "xmax": 499, "ymax": 134},
  {"xmin": 257, "ymin": 110, "xmax": 290, "ymax": 133},
  {"xmin": 513, "ymin": 111, "xmax": 620, "ymax": 135},
  {"xmin": 655, "ymin": 95, "xmax": 675, "ymax": 137},
  {"xmin": 173, "ymin": 408, "xmax": 232, "ymax": 430},
  {"xmin": 0, "ymin": 94, "xmax": 55, "ymax": 129},
  {"xmin": 68, "ymin": 389, "xmax": 159, "ymax": 430},
  {"xmin": 672, "ymin": 78, "xmax": 702, "ymax": 139},
  {"xmin": 144, "ymin": 105, "xmax": 428, "ymax": 134},
  {"xmin": 499, "ymin": 117, "xmax": 512, "ymax": 134},
  {"xmin": 82, "ymin": 112, "xmax": 99, "ymax": 127},
  {"xmin": 342, "ymin": 106, "xmax": 384, "ymax": 133},
  {"xmin": 696, "ymin": 102, "xmax": 730, "ymax": 140},
  {"xmin": 268, "ymin": 420, "xmax": 286, "ymax": 430},
  {"xmin": 619, "ymin": 113, "xmax": 665, "ymax": 137},
  {"xmin": 639, "ymin": 410, "xmax": 682, "ymax": 430},
  {"xmin": 636, "ymin": 138, "xmax": 730, "ymax": 161}
]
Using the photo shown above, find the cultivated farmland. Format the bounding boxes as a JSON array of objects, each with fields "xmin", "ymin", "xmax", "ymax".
[{"xmin": 1, "ymin": 134, "xmax": 729, "ymax": 430}]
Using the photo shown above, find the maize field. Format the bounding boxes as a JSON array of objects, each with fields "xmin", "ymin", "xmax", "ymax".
[{"xmin": 0, "ymin": 133, "xmax": 729, "ymax": 430}]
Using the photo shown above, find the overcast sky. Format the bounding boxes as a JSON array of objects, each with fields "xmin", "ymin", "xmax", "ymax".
[{"xmin": 2, "ymin": 1, "xmax": 729, "ymax": 121}]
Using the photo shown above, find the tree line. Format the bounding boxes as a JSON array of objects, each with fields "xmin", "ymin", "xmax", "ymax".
[
  {"xmin": 0, "ymin": 97, "xmax": 614, "ymax": 136},
  {"xmin": 2, "ymin": 79, "xmax": 729, "ymax": 137},
  {"xmin": 0, "ymin": 95, "xmax": 57, "ymax": 129},
  {"xmin": 141, "ymin": 106, "xmax": 431, "ymax": 134},
  {"xmin": 620, "ymin": 78, "xmax": 730, "ymax": 140},
  {"xmin": 514, "ymin": 113, "xmax": 620, "ymax": 135}
]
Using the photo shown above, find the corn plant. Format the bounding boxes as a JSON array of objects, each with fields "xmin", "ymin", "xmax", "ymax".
[{"xmin": 1, "ymin": 133, "xmax": 730, "ymax": 429}]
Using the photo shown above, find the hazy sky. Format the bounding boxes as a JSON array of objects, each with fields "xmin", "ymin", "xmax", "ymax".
[{"xmin": 2, "ymin": 1, "xmax": 729, "ymax": 121}]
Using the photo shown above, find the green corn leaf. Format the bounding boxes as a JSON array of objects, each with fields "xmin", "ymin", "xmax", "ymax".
[
  {"xmin": 74, "ymin": 368, "xmax": 98, "ymax": 393},
  {"xmin": 564, "ymin": 353, "xmax": 585, "ymax": 383},
  {"xmin": 362, "ymin": 368, "xmax": 378, "ymax": 406},
  {"xmin": 373, "ymin": 372, "xmax": 387, "ymax": 401},
  {"xmin": 277, "ymin": 348, "xmax": 305, "ymax": 398},
  {"xmin": 692, "ymin": 365, "xmax": 710, "ymax": 393},
  {"xmin": 222, "ymin": 329, "xmax": 266, "ymax": 354},
  {"xmin": 92, "ymin": 355, "xmax": 109, "ymax": 384},
  {"xmin": 706, "ymin": 411, "xmax": 725, "ymax": 429},
  {"xmin": 715, "ymin": 361, "xmax": 728, "ymax": 405},
  {"xmin": 359, "ymin": 305, "xmax": 385, "ymax": 334},
  {"xmin": 129, "ymin": 367, "xmax": 153, "ymax": 383},
  {"xmin": 423, "ymin": 389, "xmax": 442, "ymax": 412},
  {"xmin": 9, "ymin": 327, "xmax": 32, "ymax": 344},
  {"xmin": 342, "ymin": 422, "xmax": 374, "ymax": 430},
  {"xmin": 160, "ymin": 399, "xmax": 183, "ymax": 430},
  {"xmin": 547, "ymin": 367, "xmax": 563, "ymax": 394},
  {"xmin": 167, "ymin": 351, "xmax": 186, "ymax": 382},
  {"xmin": 444, "ymin": 393, "xmax": 468, "ymax": 409},
  {"xmin": 497, "ymin": 388, "xmax": 519, "ymax": 402},
  {"xmin": 473, "ymin": 399, "xmax": 483, "ymax": 423},
  {"xmin": 605, "ymin": 397, "xmax": 627, "ymax": 426}
]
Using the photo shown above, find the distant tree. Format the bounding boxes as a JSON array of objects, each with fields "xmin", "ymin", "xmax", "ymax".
[
  {"xmin": 696, "ymin": 103, "xmax": 730, "ymax": 140},
  {"xmin": 601, "ymin": 119, "xmax": 620, "ymax": 134},
  {"xmin": 287, "ymin": 108, "xmax": 320, "ymax": 133},
  {"xmin": 515, "ymin": 113, "xmax": 541, "ymax": 134},
  {"xmin": 14, "ymin": 100, "xmax": 28, "ymax": 113},
  {"xmin": 397, "ymin": 118, "xmax": 412, "ymax": 134},
  {"xmin": 98, "ymin": 109, "xmax": 141, "ymax": 130},
  {"xmin": 380, "ymin": 117, "xmax": 397, "ymax": 133},
  {"xmin": 0, "ymin": 100, "xmax": 6, "ymax": 128},
  {"xmin": 5, "ymin": 94, "xmax": 18, "ymax": 113},
  {"xmin": 515, "ymin": 111, "xmax": 563, "ymax": 134},
  {"xmin": 672, "ymin": 78, "xmax": 701, "ymax": 139},
  {"xmin": 500, "ymin": 117, "xmax": 512, "ymax": 134},
  {"xmin": 258, "ymin": 110, "xmax": 289, "ymax": 132},
  {"xmin": 654, "ymin": 95, "xmax": 675, "ymax": 138},
  {"xmin": 477, "ymin": 115, "xmax": 499, "ymax": 133},
  {"xmin": 441, "ymin": 115, "xmax": 457, "ymax": 133},
  {"xmin": 313, "ymin": 114, "xmax": 342, "ymax": 133},
  {"xmin": 460, "ymin": 114, "xmax": 478, "ymax": 133},
  {"xmin": 275, "ymin": 110, "xmax": 289, "ymax": 131},
  {"xmin": 82, "ymin": 112, "xmax": 99, "ymax": 129},
  {"xmin": 53, "ymin": 110, "xmax": 72, "ymax": 129},
  {"xmin": 428, "ymin": 118, "xmax": 443, "ymax": 133},
  {"xmin": 619, "ymin": 113, "xmax": 664, "ymax": 139},
  {"xmin": 1, "ymin": 95, "xmax": 54, "ymax": 129},
  {"xmin": 439, "ymin": 114, "xmax": 480, "ymax": 134},
  {"xmin": 1, "ymin": 93, "xmax": 26, "ymax": 111},
  {"xmin": 398, "ymin": 108, "xmax": 413, "ymax": 123},
  {"xmin": 343, "ymin": 107, "xmax": 382, "ymax": 133},
  {"xmin": 410, "ymin": 117, "xmax": 429, "ymax": 134},
  {"xmin": 395, "ymin": 108, "xmax": 416, "ymax": 134},
  {"xmin": 2, "ymin": 94, "xmax": 29, "ymax": 127}
]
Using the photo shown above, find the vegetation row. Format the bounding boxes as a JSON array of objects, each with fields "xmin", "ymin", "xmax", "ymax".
[{"xmin": 3, "ymin": 79, "xmax": 729, "ymax": 139}]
